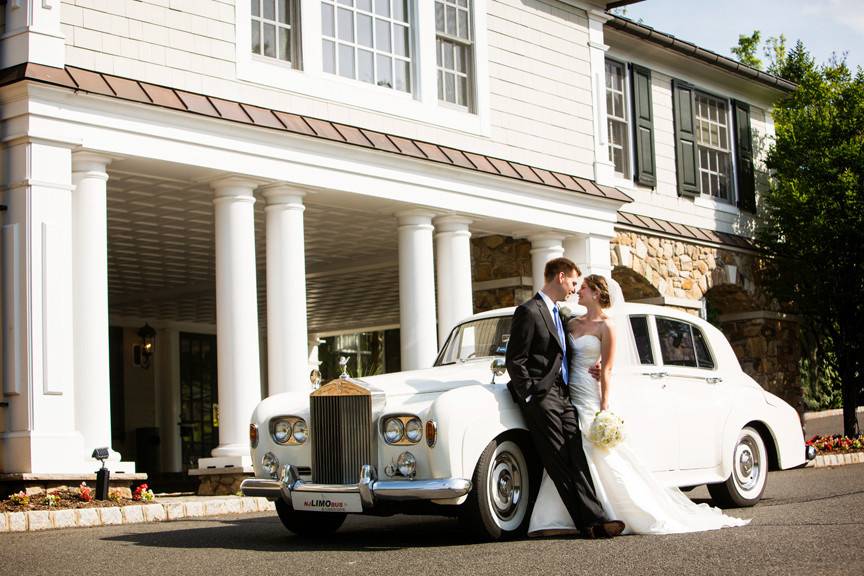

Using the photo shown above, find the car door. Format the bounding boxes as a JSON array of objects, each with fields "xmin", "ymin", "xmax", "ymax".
[
  {"xmin": 655, "ymin": 317, "xmax": 731, "ymax": 471},
  {"xmin": 614, "ymin": 315, "xmax": 678, "ymax": 473}
]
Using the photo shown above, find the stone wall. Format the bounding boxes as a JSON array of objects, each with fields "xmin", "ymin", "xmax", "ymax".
[{"xmin": 471, "ymin": 235, "xmax": 533, "ymax": 313}]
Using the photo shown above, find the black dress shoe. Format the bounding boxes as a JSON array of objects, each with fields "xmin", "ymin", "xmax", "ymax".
[{"xmin": 586, "ymin": 520, "xmax": 626, "ymax": 539}]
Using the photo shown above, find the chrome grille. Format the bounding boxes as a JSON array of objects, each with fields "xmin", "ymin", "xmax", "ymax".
[{"xmin": 310, "ymin": 394, "xmax": 373, "ymax": 484}]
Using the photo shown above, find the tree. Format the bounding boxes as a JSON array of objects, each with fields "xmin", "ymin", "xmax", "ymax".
[
  {"xmin": 731, "ymin": 31, "xmax": 763, "ymax": 69},
  {"xmin": 757, "ymin": 43, "xmax": 864, "ymax": 436}
]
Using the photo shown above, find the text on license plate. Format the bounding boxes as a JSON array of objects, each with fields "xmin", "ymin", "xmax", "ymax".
[{"xmin": 291, "ymin": 492, "xmax": 363, "ymax": 513}]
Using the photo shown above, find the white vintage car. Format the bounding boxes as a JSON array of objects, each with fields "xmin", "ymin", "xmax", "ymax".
[{"xmin": 241, "ymin": 303, "xmax": 813, "ymax": 540}]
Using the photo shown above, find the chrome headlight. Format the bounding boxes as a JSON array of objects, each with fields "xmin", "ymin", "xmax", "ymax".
[
  {"xmin": 273, "ymin": 420, "xmax": 292, "ymax": 444},
  {"xmin": 405, "ymin": 417, "xmax": 423, "ymax": 443},
  {"xmin": 271, "ymin": 416, "xmax": 307, "ymax": 445},
  {"xmin": 384, "ymin": 417, "xmax": 404, "ymax": 444},
  {"xmin": 292, "ymin": 419, "xmax": 308, "ymax": 444},
  {"xmin": 262, "ymin": 452, "xmax": 279, "ymax": 478},
  {"xmin": 397, "ymin": 451, "xmax": 416, "ymax": 477}
]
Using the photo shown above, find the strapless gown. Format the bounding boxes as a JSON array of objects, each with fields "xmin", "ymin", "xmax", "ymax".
[{"xmin": 528, "ymin": 334, "xmax": 750, "ymax": 535}]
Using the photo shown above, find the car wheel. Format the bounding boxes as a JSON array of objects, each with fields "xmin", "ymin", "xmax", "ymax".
[
  {"xmin": 274, "ymin": 499, "xmax": 347, "ymax": 537},
  {"xmin": 708, "ymin": 426, "xmax": 768, "ymax": 508},
  {"xmin": 461, "ymin": 437, "xmax": 535, "ymax": 540}
]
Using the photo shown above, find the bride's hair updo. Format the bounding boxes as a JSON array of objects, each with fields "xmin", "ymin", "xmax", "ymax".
[{"xmin": 582, "ymin": 274, "xmax": 611, "ymax": 308}]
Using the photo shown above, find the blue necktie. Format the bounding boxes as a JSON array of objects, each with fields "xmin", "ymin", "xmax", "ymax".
[{"xmin": 553, "ymin": 305, "xmax": 568, "ymax": 384}]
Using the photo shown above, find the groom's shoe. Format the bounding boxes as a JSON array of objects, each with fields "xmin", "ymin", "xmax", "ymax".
[{"xmin": 585, "ymin": 520, "xmax": 625, "ymax": 539}]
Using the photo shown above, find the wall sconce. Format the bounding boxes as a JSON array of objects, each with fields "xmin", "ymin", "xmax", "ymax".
[{"xmin": 135, "ymin": 323, "xmax": 156, "ymax": 369}]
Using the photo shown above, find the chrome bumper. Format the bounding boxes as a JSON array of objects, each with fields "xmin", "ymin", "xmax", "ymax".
[
  {"xmin": 241, "ymin": 464, "xmax": 471, "ymax": 510},
  {"xmin": 806, "ymin": 445, "xmax": 817, "ymax": 461}
]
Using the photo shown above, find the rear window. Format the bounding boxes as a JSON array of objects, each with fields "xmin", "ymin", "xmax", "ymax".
[{"xmin": 656, "ymin": 317, "xmax": 714, "ymax": 369}]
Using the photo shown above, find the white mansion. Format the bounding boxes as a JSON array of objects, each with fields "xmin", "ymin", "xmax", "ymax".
[{"xmin": 0, "ymin": 0, "xmax": 799, "ymax": 485}]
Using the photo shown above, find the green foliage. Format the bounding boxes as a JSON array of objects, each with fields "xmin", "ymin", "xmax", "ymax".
[
  {"xmin": 757, "ymin": 43, "xmax": 864, "ymax": 434},
  {"xmin": 732, "ymin": 30, "xmax": 763, "ymax": 69}
]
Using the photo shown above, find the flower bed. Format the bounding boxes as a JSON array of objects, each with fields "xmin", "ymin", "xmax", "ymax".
[
  {"xmin": 807, "ymin": 434, "xmax": 864, "ymax": 454},
  {"xmin": 0, "ymin": 483, "xmax": 155, "ymax": 513}
]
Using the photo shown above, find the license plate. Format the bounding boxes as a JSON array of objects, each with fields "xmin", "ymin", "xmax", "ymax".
[{"xmin": 291, "ymin": 491, "xmax": 363, "ymax": 513}]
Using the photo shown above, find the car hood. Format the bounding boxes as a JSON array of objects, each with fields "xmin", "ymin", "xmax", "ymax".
[{"xmin": 354, "ymin": 359, "xmax": 503, "ymax": 397}]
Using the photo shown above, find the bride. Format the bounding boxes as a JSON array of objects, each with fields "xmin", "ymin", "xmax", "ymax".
[{"xmin": 529, "ymin": 274, "xmax": 750, "ymax": 535}]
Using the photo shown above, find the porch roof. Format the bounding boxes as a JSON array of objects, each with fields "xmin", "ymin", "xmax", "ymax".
[
  {"xmin": 0, "ymin": 63, "xmax": 634, "ymax": 205},
  {"xmin": 617, "ymin": 211, "xmax": 756, "ymax": 251}
]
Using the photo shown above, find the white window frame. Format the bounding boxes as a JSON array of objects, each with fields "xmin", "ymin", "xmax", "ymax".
[
  {"xmin": 235, "ymin": 0, "xmax": 490, "ymax": 136},
  {"xmin": 604, "ymin": 58, "xmax": 630, "ymax": 178},
  {"xmin": 250, "ymin": 0, "xmax": 302, "ymax": 68},
  {"xmin": 694, "ymin": 90, "xmax": 735, "ymax": 204},
  {"xmin": 320, "ymin": 0, "xmax": 414, "ymax": 93},
  {"xmin": 435, "ymin": 0, "xmax": 475, "ymax": 110}
]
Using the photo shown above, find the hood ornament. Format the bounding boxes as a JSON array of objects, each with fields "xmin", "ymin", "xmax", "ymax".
[{"xmin": 338, "ymin": 356, "xmax": 350, "ymax": 378}]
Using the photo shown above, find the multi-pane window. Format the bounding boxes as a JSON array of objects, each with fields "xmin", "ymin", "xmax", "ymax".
[
  {"xmin": 321, "ymin": 0, "xmax": 412, "ymax": 93},
  {"xmin": 251, "ymin": 0, "xmax": 300, "ymax": 66},
  {"xmin": 435, "ymin": 0, "xmax": 473, "ymax": 107},
  {"xmin": 695, "ymin": 92, "xmax": 732, "ymax": 201},
  {"xmin": 605, "ymin": 60, "xmax": 629, "ymax": 175}
]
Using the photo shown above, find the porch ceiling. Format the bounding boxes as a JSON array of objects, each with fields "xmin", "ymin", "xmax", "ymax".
[{"xmin": 106, "ymin": 163, "xmax": 404, "ymax": 334}]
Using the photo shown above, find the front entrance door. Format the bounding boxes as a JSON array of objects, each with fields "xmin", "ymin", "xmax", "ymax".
[{"xmin": 179, "ymin": 332, "xmax": 218, "ymax": 471}]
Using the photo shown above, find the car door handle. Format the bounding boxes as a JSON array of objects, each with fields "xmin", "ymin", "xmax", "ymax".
[
  {"xmin": 705, "ymin": 377, "xmax": 723, "ymax": 384},
  {"xmin": 642, "ymin": 371, "xmax": 669, "ymax": 379}
]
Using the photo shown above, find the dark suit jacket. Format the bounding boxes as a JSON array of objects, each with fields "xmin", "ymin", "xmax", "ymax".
[{"xmin": 505, "ymin": 293, "xmax": 566, "ymax": 404}]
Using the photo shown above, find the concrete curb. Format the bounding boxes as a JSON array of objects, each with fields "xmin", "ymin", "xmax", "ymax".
[
  {"xmin": 0, "ymin": 496, "xmax": 275, "ymax": 533},
  {"xmin": 806, "ymin": 452, "xmax": 864, "ymax": 468}
]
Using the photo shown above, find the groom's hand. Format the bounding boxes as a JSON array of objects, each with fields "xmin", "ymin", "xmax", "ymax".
[{"xmin": 589, "ymin": 362, "xmax": 601, "ymax": 381}]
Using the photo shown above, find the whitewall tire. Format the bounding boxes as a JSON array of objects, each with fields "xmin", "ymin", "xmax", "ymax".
[{"xmin": 708, "ymin": 426, "xmax": 768, "ymax": 507}]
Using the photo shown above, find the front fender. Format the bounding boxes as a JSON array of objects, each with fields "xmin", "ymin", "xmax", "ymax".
[{"xmin": 425, "ymin": 384, "xmax": 527, "ymax": 482}]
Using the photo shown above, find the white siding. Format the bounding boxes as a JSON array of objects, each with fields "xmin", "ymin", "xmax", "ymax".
[{"xmin": 59, "ymin": 0, "xmax": 599, "ymax": 179}]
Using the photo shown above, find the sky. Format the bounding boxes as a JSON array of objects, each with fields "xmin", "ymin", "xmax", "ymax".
[{"xmin": 619, "ymin": 0, "xmax": 864, "ymax": 74}]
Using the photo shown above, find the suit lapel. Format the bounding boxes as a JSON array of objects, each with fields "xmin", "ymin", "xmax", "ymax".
[{"xmin": 535, "ymin": 294, "xmax": 564, "ymax": 352}]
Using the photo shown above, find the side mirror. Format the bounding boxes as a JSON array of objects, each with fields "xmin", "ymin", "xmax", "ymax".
[{"xmin": 490, "ymin": 358, "xmax": 507, "ymax": 384}]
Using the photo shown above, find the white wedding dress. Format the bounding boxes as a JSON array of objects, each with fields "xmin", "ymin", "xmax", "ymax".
[{"xmin": 528, "ymin": 333, "xmax": 750, "ymax": 535}]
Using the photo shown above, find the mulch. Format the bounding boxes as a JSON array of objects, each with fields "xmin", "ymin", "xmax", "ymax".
[{"xmin": 0, "ymin": 490, "xmax": 153, "ymax": 513}]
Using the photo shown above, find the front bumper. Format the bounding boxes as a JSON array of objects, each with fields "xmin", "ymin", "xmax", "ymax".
[{"xmin": 240, "ymin": 464, "xmax": 472, "ymax": 511}]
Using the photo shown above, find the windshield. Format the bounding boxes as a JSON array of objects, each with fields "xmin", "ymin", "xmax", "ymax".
[{"xmin": 435, "ymin": 316, "xmax": 512, "ymax": 366}]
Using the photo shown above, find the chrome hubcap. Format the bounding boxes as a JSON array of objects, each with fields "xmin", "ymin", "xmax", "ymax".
[
  {"xmin": 734, "ymin": 437, "xmax": 761, "ymax": 492},
  {"xmin": 489, "ymin": 451, "xmax": 523, "ymax": 521}
]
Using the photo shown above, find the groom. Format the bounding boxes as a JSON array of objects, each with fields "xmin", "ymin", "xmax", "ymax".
[{"xmin": 505, "ymin": 257, "xmax": 624, "ymax": 538}]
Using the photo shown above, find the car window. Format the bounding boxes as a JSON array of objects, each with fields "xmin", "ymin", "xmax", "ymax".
[
  {"xmin": 656, "ymin": 317, "xmax": 698, "ymax": 367},
  {"xmin": 692, "ymin": 325, "xmax": 715, "ymax": 369},
  {"xmin": 629, "ymin": 316, "xmax": 654, "ymax": 365},
  {"xmin": 435, "ymin": 317, "xmax": 511, "ymax": 365}
]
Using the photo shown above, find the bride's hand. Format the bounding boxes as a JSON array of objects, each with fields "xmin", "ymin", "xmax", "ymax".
[
  {"xmin": 600, "ymin": 399, "xmax": 609, "ymax": 412},
  {"xmin": 588, "ymin": 361, "xmax": 601, "ymax": 381}
]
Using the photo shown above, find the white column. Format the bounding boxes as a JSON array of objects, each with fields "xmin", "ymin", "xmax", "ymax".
[
  {"xmin": 157, "ymin": 328, "xmax": 182, "ymax": 473},
  {"xmin": 207, "ymin": 178, "xmax": 262, "ymax": 463},
  {"xmin": 564, "ymin": 234, "xmax": 612, "ymax": 278},
  {"xmin": 397, "ymin": 211, "xmax": 438, "ymax": 370},
  {"xmin": 262, "ymin": 185, "xmax": 308, "ymax": 396},
  {"xmin": 586, "ymin": 8, "xmax": 615, "ymax": 186},
  {"xmin": 530, "ymin": 234, "xmax": 565, "ymax": 293},
  {"xmin": 1, "ymin": 138, "xmax": 94, "ymax": 473},
  {"xmin": 71, "ymin": 153, "xmax": 119, "ymax": 464},
  {"xmin": 434, "ymin": 216, "xmax": 473, "ymax": 346}
]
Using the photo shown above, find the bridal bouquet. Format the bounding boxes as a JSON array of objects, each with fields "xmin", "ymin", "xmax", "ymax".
[{"xmin": 588, "ymin": 410, "xmax": 625, "ymax": 449}]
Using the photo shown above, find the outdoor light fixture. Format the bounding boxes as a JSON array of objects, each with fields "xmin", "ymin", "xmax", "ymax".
[
  {"xmin": 92, "ymin": 447, "xmax": 110, "ymax": 500},
  {"xmin": 136, "ymin": 323, "xmax": 156, "ymax": 369}
]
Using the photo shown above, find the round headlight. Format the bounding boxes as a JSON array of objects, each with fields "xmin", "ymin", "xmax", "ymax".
[
  {"xmin": 405, "ymin": 417, "xmax": 423, "ymax": 443},
  {"xmin": 273, "ymin": 419, "xmax": 292, "ymax": 444},
  {"xmin": 397, "ymin": 451, "xmax": 416, "ymax": 477},
  {"xmin": 262, "ymin": 452, "xmax": 279, "ymax": 478},
  {"xmin": 292, "ymin": 419, "xmax": 308, "ymax": 444},
  {"xmin": 384, "ymin": 418, "xmax": 404, "ymax": 444}
]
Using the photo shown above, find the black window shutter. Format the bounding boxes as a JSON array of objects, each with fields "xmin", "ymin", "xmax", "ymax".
[
  {"xmin": 631, "ymin": 64, "xmax": 656, "ymax": 186},
  {"xmin": 733, "ymin": 100, "xmax": 756, "ymax": 212},
  {"xmin": 672, "ymin": 79, "xmax": 699, "ymax": 197}
]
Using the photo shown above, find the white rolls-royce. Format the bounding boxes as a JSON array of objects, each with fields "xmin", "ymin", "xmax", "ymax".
[{"xmin": 241, "ymin": 303, "xmax": 813, "ymax": 540}]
